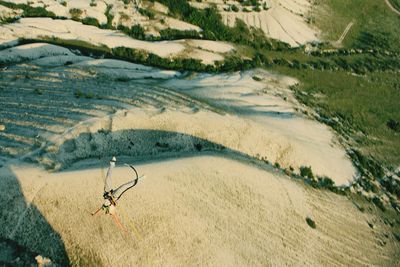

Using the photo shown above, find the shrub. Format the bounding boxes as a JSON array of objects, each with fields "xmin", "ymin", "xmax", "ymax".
[
  {"xmin": 194, "ymin": 143, "xmax": 203, "ymax": 151},
  {"xmin": 119, "ymin": 12, "xmax": 130, "ymax": 21},
  {"xmin": 387, "ymin": 119, "xmax": 400, "ymax": 132},
  {"xmin": 84, "ymin": 92, "xmax": 94, "ymax": 99},
  {"xmin": 306, "ymin": 217, "xmax": 316, "ymax": 229},
  {"xmin": 372, "ymin": 196, "xmax": 386, "ymax": 212},
  {"xmin": 74, "ymin": 89, "xmax": 83, "ymax": 98},
  {"xmin": 117, "ymin": 24, "xmax": 146, "ymax": 39},
  {"xmin": 253, "ymin": 6, "xmax": 261, "ymax": 12},
  {"xmin": 138, "ymin": 8, "xmax": 155, "ymax": 19},
  {"xmin": 231, "ymin": 5, "xmax": 239, "ymax": 12},
  {"xmin": 159, "ymin": 29, "xmax": 201, "ymax": 40},
  {"xmin": 104, "ymin": 4, "xmax": 114, "ymax": 28},
  {"xmin": 318, "ymin": 176, "xmax": 335, "ymax": 189},
  {"xmin": 69, "ymin": 8, "xmax": 83, "ymax": 20},
  {"xmin": 82, "ymin": 17, "xmax": 100, "ymax": 27},
  {"xmin": 300, "ymin": 166, "xmax": 314, "ymax": 179}
]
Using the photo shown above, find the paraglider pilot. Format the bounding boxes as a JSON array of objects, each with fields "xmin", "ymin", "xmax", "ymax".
[{"xmin": 91, "ymin": 156, "xmax": 140, "ymax": 231}]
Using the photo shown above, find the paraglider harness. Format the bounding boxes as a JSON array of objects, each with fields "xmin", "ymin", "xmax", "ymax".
[{"xmin": 101, "ymin": 164, "xmax": 139, "ymax": 213}]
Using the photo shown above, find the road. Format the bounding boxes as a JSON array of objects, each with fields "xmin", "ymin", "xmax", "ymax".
[{"xmin": 385, "ymin": 0, "xmax": 400, "ymax": 15}]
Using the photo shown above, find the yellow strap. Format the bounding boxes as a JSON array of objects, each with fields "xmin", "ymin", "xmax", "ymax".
[{"xmin": 118, "ymin": 205, "xmax": 142, "ymax": 240}]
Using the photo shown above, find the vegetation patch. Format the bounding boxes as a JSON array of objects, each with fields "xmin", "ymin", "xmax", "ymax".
[
  {"xmin": 314, "ymin": 0, "xmax": 400, "ymax": 53},
  {"xmin": 306, "ymin": 217, "xmax": 316, "ymax": 229},
  {"xmin": 81, "ymin": 17, "xmax": 100, "ymax": 27},
  {"xmin": 300, "ymin": 166, "xmax": 314, "ymax": 179},
  {"xmin": 388, "ymin": 0, "xmax": 400, "ymax": 12},
  {"xmin": 0, "ymin": 0, "xmax": 57, "ymax": 18},
  {"xmin": 69, "ymin": 8, "xmax": 83, "ymax": 20}
]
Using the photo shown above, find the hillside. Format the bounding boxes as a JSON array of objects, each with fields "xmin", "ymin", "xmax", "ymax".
[{"xmin": 0, "ymin": 0, "xmax": 399, "ymax": 266}]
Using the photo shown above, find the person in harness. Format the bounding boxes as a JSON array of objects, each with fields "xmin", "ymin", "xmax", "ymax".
[{"xmin": 92, "ymin": 156, "xmax": 140, "ymax": 231}]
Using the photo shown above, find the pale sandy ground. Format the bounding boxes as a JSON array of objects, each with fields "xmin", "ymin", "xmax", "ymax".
[
  {"xmin": 190, "ymin": 0, "xmax": 319, "ymax": 46},
  {"xmin": 1, "ymin": 45, "xmax": 397, "ymax": 266},
  {"xmin": 0, "ymin": 0, "xmax": 202, "ymax": 34},
  {"xmin": 1, "ymin": 156, "xmax": 397, "ymax": 266},
  {"xmin": 1, "ymin": 0, "xmax": 319, "ymax": 47},
  {"xmin": 0, "ymin": 44, "xmax": 354, "ymax": 185},
  {"xmin": 0, "ymin": 4, "xmax": 22, "ymax": 21},
  {"xmin": 0, "ymin": 18, "xmax": 233, "ymax": 64}
]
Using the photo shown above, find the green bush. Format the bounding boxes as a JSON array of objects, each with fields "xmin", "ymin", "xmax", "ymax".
[
  {"xmin": 387, "ymin": 119, "xmax": 400, "ymax": 132},
  {"xmin": 117, "ymin": 24, "xmax": 146, "ymax": 39},
  {"xmin": 231, "ymin": 5, "xmax": 239, "ymax": 12},
  {"xmin": 300, "ymin": 166, "xmax": 314, "ymax": 179},
  {"xmin": 69, "ymin": 8, "xmax": 83, "ymax": 20},
  {"xmin": 34, "ymin": 88, "xmax": 43, "ymax": 95},
  {"xmin": 74, "ymin": 89, "xmax": 83, "ymax": 98},
  {"xmin": 104, "ymin": 4, "xmax": 114, "ymax": 28},
  {"xmin": 372, "ymin": 196, "xmax": 386, "ymax": 212},
  {"xmin": 306, "ymin": 217, "xmax": 316, "ymax": 229},
  {"xmin": 138, "ymin": 8, "xmax": 155, "ymax": 19},
  {"xmin": 82, "ymin": 17, "xmax": 100, "ymax": 27},
  {"xmin": 159, "ymin": 29, "xmax": 201, "ymax": 40},
  {"xmin": 0, "ymin": 1, "xmax": 57, "ymax": 18}
]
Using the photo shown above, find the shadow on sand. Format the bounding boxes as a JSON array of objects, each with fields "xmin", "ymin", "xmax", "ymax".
[
  {"xmin": 0, "ymin": 166, "xmax": 70, "ymax": 266},
  {"xmin": 41, "ymin": 129, "xmax": 274, "ymax": 172}
]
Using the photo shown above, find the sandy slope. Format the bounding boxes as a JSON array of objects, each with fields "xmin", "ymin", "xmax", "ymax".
[
  {"xmin": 190, "ymin": 0, "xmax": 319, "ymax": 47},
  {"xmin": 0, "ymin": 0, "xmax": 202, "ymax": 34},
  {"xmin": 2, "ymin": 45, "xmax": 396, "ymax": 266},
  {"xmin": 0, "ymin": 18, "xmax": 233, "ymax": 64},
  {"xmin": 0, "ymin": 44, "xmax": 354, "ymax": 185},
  {"xmin": 1, "ymin": 156, "xmax": 396, "ymax": 266}
]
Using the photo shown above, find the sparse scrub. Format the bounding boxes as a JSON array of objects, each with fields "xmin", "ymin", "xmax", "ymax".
[
  {"xmin": 372, "ymin": 196, "xmax": 386, "ymax": 212},
  {"xmin": 300, "ymin": 166, "xmax": 314, "ymax": 179},
  {"xmin": 159, "ymin": 29, "xmax": 201, "ymax": 40},
  {"xmin": 34, "ymin": 88, "xmax": 43, "ymax": 95},
  {"xmin": 117, "ymin": 24, "xmax": 146, "ymax": 39},
  {"xmin": 138, "ymin": 7, "xmax": 155, "ymax": 19},
  {"xmin": 74, "ymin": 89, "xmax": 83, "ymax": 98},
  {"xmin": 81, "ymin": 17, "xmax": 100, "ymax": 27},
  {"xmin": 0, "ymin": 0, "xmax": 56, "ymax": 18},
  {"xmin": 69, "ymin": 8, "xmax": 83, "ymax": 20},
  {"xmin": 387, "ymin": 119, "xmax": 400, "ymax": 132},
  {"xmin": 103, "ymin": 4, "xmax": 114, "ymax": 29}
]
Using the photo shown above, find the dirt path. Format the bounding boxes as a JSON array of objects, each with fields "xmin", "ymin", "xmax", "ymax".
[
  {"xmin": 337, "ymin": 21, "xmax": 354, "ymax": 44},
  {"xmin": 385, "ymin": 0, "xmax": 400, "ymax": 15}
]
